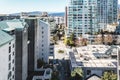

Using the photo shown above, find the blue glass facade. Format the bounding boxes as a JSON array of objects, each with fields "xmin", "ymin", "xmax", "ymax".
[
  {"xmin": 97, "ymin": 0, "xmax": 118, "ymax": 30},
  {"xmin": 67, "ymin": 0, "xmax": 118, "ymax": 37}
]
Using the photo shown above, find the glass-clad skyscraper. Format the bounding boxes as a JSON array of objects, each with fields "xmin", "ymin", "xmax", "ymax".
[
  {"xmin": 97, "ymin": 0, "xmax": 118, "ymax": 30},
  {"xmin": 67, "ymin": 0, "xmax": 118, "ymax": 37}
]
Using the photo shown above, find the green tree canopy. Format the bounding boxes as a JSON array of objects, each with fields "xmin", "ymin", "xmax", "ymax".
[
  {"xmin": 71, "ymin": 67, "xmax": 83, "ymax": 78},
  {"xmin": 101, "ymin": 71, "xmax": 117, "ymax": 80}
]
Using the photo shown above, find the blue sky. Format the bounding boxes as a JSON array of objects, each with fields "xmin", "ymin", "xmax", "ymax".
[
  {"xmin": 0, "ymin": 0, "xmax": 68, "ymax": 14},
  {"xmin": 0, "ymin": 0, "xmax": 119, "ymax": 14}
]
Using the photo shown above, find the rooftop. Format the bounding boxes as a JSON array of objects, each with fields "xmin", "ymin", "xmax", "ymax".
[
  {"xmin": 69, "ymin": 45, "xmax": 117, "ymax": 68},
  {"xmin": 0, "ymin": 30, "xmax": 13, "ymax": 47},
  {"xmin": 0, "ymin": 19, "xmax": 27, "ymax": 31},
  {"xmin": 39, "ymin": 19, "xmax": 50, "ymax": 26},
  {"xmin": 27, "ymin": 68, "xmax": 52, "ymax": 80},
  {"xmin": 86, "ymin": 74, "xmax": 101, "ymax": 80}
]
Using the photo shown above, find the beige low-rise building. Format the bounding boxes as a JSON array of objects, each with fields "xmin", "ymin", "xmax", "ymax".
[{"xmin": 69, "ymin": 45, "xmax": 117, "ymax": 79}]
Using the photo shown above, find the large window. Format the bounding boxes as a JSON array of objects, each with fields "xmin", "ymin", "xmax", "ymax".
[
  {"xmin": 12, "ymin": 67, "xmax": 14, "ymax": 71},
  {"xmin": 12, "ymin": 59, "xmax": 14, "ymax": 64},
  {"xmin": 12, "ymin": 75, "xmax": 14, "ymax": 79},
  {"xmin": 9, "ymin": 46, "xmax": 11, "ymax": 53},
  {"xmin": 9, "ymin": 54, "xmax": 11, "ymax": 61},
  {"xmin": 8, "ymin": 71, "xmax": 11, "ymax": 79},
  {"xmin": 13, "ymin": 44, "xmax": 14, "ymax": 48},
  {"xmin": 9, "ymin": 63, "xmax": 11, "ymax": 70},
  {"xmin": 13, "ymin": 52, "xmax": 14, "ymax": 56}
]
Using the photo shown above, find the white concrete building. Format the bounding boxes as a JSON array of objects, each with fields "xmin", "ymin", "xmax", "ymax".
[
  {"xmin": 78, "ymin": 34, "xmax": 119, "ymax": 45},
  {"xmin": 115, "ymin": 19, "xmax": 120, "ymax": 34},
  {"xmin": 54, "ymin": 16, "xmax": 65, "ymax": 24},
  {"xmin": 24, "ymin": 17, "xmax": 54, "ymax": 72},
  {"xmin": 0, "ymin": 19, "xmax": 28, "ymax": 80},
  {"xmin": 105, "ymin": 24, "xmax": 117, "ymax": 32},
  {"xmin": 20, "ymin": 12, "xmax": 29, "ymax": 18},
  {"xmin": 69, "ymin": 45, "xmax": 117, "ymax": 79},
  {"xmin": 0, "ymin": 30, "xmax": 15, "ymax": 80},
  {"xmin": 41, "ymin": 12, "xmax": 48, "ymax": 17},
  {"xmin": 37, "ymin": 19, "xmax": 54, "ymax": 63},
  {"xmin": 38, "ymin": 20, "xmax": 50, "ymax": 63}
]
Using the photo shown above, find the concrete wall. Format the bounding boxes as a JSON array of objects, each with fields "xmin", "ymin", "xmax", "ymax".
[
  {"xmin": 34, "ymin": 19, "xmax": 40, "ymax": 71},
  {"xmin": 15, "ymin": 26, "xmax": 28, "ymax": 80},
  {"xmin": 54, "ymin": 16, "xmax": 65, "ymax": 24},
  {"xmin": 0, "ymin": 40, "xmax": 15, "ymax": 80},
  {"xmin": 38, "ymin": 20, "xmax": 50, "ymax": 63},
  {"xmin": 22, "ymin": 27, "xmax": 28, "ymax": 80},
  {"xmin": 25, "ymin": 19, "xmax": 38, "ymax": 74}
]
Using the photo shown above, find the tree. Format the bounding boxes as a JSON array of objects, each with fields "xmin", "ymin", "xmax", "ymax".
[
  {"xmin": 64, "ymin": 33, "xmax": 76, "ymax": 47},
  {"xmin": 81, "ymin": 38, "xmax": 88, "ymax": 46},
  {"xmin": 95, "ymin": 36, "xmax": 102, "ymax": 44},
  {"xmin": 70, "ymin": 33, "xmax": 75, "ymax": 41},
  {"xmin": 71, "ymin": 67, "xmax": 83, "ymax": 80},
  {"xmin": 37, "ymin": 59, "xmax": 46, "ymax": 68},
  {"xmin": 69, "ymin": 33, "xmax": 76, "ymax": 47},
  {"xmin": 101, "ymin": 71, "xmax": 117, "ymax": 80},
  {"xmin": 58, "ymin": 50, "xmax": 64, "ymax": 53},
  {"xmin": 64, "ymin": 37, "xmax": 71, "ymax": 46},
  {"xmin": 51, "ymin": 71, "xmax": 59, "ymax": 80},
  {"xmin": 104, "ymin": 34, "xmax": 113, "ymax": 45}
]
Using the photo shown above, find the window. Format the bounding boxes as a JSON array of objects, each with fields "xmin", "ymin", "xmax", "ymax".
[
  {"xmin": 12, "ymin": 67, "xmax": 14, "ymax": 71},
  {"xmin": 50, "ymin": 48, "xmax": 53, "ymax": 50},
  {"xmin": 13, "ymin": 52, "xmax": 14, "ymax": 56},
  {"xmin": 9, "ymin": 46, "xmax": 11, "ymax": 53},
  {"xmin": 9, "ymin": 54, "xmax": 11, "ymax": 61},
  {"xmin": 42, "ymin": 31, "xmax": 44, "ymax": 34},
  {"xmin": 87, "ymin": 70, "xmax": 91, "ymax": 75},
  {"xmin": 13, "ymin": 44, "xmax": 14, "ymax": 48},
  {"xmin": 9, "ymin": 63, "xmax": 11, "ymax": 70},
  {"xmin": 12, "ymin": 59, "xmax": 14, "ymax": 64},
  {"xmin": 42, "ymin": 49, "xmax": 44, "ymax": 51},
  {"xmin": 42, "ymin": 44, "xmax": 44, "ymax": 47},
  {"xmin": 12, "ymin": 75, "xmax": 14, "ymax": 79},
  {"xmin": 8, "ymin": 71, "xmax": 11, "ymax": 79},
  {"xmin": 9, "ymin": 42, "xmax": 11, "ymax": 45},
  {"xmin": 50, "ymin": 52, "xmax": 53, "ymax": 54}
]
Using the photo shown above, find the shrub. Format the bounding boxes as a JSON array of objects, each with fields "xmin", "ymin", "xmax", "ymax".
[{"xmin": 58, "ymin": 50, "xmax": 64, "ymax": 53}]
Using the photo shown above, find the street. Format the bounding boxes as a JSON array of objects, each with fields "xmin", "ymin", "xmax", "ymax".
[{"xmin": 53, "ymin": 41, "xmax": 71, "ymax": 80}]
